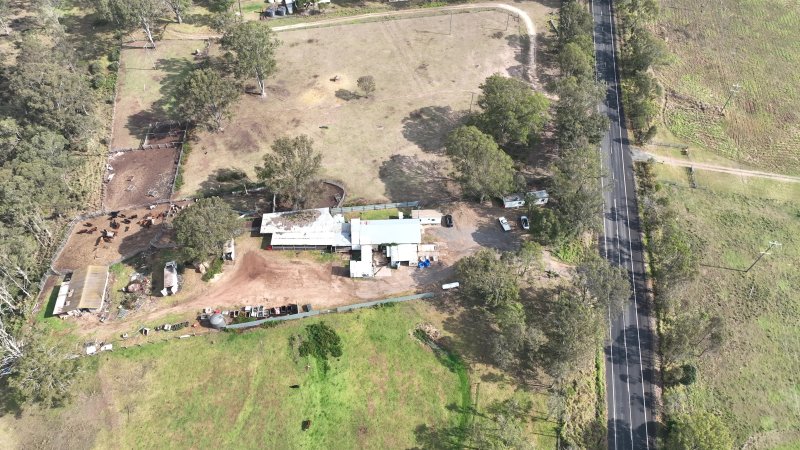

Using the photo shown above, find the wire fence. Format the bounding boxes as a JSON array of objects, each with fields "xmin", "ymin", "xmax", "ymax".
[{"xmin": 224, "ymin": 292, "xmax": 435, "ymax": 330}]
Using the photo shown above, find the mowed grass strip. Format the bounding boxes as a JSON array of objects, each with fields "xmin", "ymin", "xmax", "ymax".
[
  {"xmin": 88, "ymin": 304, "xmax": 464, "ymax": 449},
  {"xmin": 656, "ymin": 0, "xmax": 800, "ymax": 174},
  {"xmin": 653, "ymin": 166, "xmax": 800, "ymax": 445}
]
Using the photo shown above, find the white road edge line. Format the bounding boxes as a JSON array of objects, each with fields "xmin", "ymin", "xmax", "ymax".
[{"xmin": 607, "ymin": 1, "xmax": 650, "ymax": 447}]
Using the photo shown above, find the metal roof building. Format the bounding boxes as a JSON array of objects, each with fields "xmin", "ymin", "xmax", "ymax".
[
  {"xmin": 53, "ymin": 265, "xmax": 109, "ymax": 316},
  {"xmin": 261, "ymin": 208, "xmax": 351, "ymax": 249},
  {"xmin": 261, "ymin": 209, "xmax": 422, "ymax": 250},
  {"xmin": 350, "ymin": 218, "xmax": 422, "ymax": 250}
]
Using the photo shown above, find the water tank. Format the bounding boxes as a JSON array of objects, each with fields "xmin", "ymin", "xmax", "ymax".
[{"xmin": 208, "ymin": 313, "xmax": 226, "ymax": 329}]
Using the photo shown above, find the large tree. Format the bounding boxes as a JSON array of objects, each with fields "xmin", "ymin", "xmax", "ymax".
[
  {"xmin": 99, "ymin": 0, "xmax": 168, "ymax": 49},
  {"xmin": 445, "ymin": 125, "xmax": 515, "ymax": 203},
  {"xmin": 7, "ymin": 35, "xmax": 97, "ymax": 142},
  {"xmin": 473, "ymin": 74, "xmax": 549, "ymax": 147},
  {"xmin": 539, "ymin": 290, "xmax": 601, "ymax": 379},
  {"xmin": 576, "ymin": 253, "xmax": 632, "ymax": 316},
  {"xmin": 554, "ymin": 76, "xmax": 609, "ymax": 148},
  {"xmin": 174, "ymin": 67, "xmax": 241, "ymax": 131},
  {"xmin": 173, "ymin": 197, "xmax": 242, "ymax": 262},
  {"xmin": 661, "ymin": 312, "xmax": 725, "ymax": 366},
  {"xmin": 667, "ymin": 411, "xmax": 733, "ymax": 450},
  {"xmin": 558, "ymin": 0, "xmax": 594, "ymax": 54},
  {"xmin": 222, "ymin": 21, "xmax": 280, "ymax": 97},
  {"xmin": 548, "ymin": 142, "xmax": 605, "ymax": 238},
  {"xmin": 163, "ymin": 0, "xmax": 191, "ymax": 24},
  {"xmin": 5, "ymin": 333, "xmax": 83, "ymax": 408},
  {"xmin": 558, "ymin": 42, "xmax": 594, "ymax": 81},
  {"xmin": 455, "ymin": 249, "xmax": 520, "ymax": 310},
  {"xmin": 256, "ymin": 135, "xmax": 321, "ymax": 210}
]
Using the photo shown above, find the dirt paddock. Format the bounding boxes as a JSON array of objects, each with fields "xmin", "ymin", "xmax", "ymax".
[
  {"xmin": 104, "ymin": 147, "xmax": 181, "ymax": 210},
  {"xmin": 54, "ymin": 201, "xmax": 191, "ymax": 272}
]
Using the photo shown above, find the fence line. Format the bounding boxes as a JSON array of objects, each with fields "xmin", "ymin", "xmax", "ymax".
[
  {"xmin": 330, "ymin": 201, "xmax": 419, "ymax": 214},
  {"xmin": 224, "ymin": 292, "xmax": 435, "ymax": 330}
]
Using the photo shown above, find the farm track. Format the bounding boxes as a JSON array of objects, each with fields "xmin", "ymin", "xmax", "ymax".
[
  {"xmin": 632, "ymin": 150, "xmax": 800, "ymax": 184},
  {"xmin": 164, "ymin": 2, "xmax": 536, "ymax": 68}
]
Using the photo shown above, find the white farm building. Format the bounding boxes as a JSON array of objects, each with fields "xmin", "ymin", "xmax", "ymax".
[{"xmin": 260, "ymin": 208, "xmax": 437, "ymax": 277}]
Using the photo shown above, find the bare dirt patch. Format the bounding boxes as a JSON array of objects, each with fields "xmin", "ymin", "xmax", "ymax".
[{"xmin": 104, "ymin": 147, "xmax": 180, "ymax": 210}]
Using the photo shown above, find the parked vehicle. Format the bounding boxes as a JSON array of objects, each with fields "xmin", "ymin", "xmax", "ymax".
[
  {"xmin": 498, "ymin": 217, "xmax": 511, "ymax": 231},
  {"xmin": 443, "ymin": 214, "xmax": 454, "ymax": 227},
  {"xmin": 519, "ymin": 215, "xmax": 530, "ymax": 230}
]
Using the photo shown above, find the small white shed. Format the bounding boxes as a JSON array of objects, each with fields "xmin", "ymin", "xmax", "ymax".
[{"xmin": 411, "ymin": 210, "xmax": 443, "ymax": 225}]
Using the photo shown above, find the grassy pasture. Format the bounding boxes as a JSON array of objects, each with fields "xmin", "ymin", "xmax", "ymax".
[
  {"xmin": 653, "ymin": 166, "xmax": 800, "ymax": 446},
  {"xmin": 3, "ymin": 304, "xmax": 470, "ymax": 449},
  {"xmin": 656, "ymin": 0, "xmax": 800, "ymax": 174}
]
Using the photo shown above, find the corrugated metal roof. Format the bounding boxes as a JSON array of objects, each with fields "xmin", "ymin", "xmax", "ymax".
[
  {"xmin": 66, "ymin": 265, "xmax": 109, "ymax": 311},
  {"xmin": 351, "ymin": 218, "xmax": 421, "ymax": 246}
]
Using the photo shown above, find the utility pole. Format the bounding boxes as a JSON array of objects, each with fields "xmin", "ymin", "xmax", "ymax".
[
  {"xmin": 721, "ymin": 83, "xmax": 741, "ymax": 113},
  {"xmin": 744, "ymin": 241, "xmax": 781, "ymax": 273}
]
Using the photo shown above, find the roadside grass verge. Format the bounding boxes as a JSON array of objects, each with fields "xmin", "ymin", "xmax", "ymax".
[{"xmin": 652, "ymin": 166, "xmax": 800, "ymax": 445}]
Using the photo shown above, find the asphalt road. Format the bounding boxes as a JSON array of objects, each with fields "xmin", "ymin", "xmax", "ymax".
[{"xmin": 590, "ymin": 0, "xmax": 658, "ymax": 449}]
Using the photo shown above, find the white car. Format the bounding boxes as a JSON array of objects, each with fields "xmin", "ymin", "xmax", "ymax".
[
  {"xmin": 498, "ymin": 217, "xmax": 511, "ymax": 232},
  {"xmin": 520, "ymin": 215, "xmax": 530, "ymax": 230}
]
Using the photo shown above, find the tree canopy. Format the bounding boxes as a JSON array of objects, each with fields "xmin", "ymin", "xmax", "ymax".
[
  {"xmin": 357, "ymin": 75, "xmax": 375, "ymax": 98},
  {"xmin": 98, "ymin": 0, "xmax": 168, "ymax": 49},
  {"xmin": 554, "ymin": 76, "xmax": 609, "ymax": 148},
  {"xmin": 455, "ymin": 249, "xmax": 520, "ymax": 310},
  {"xmin": 298, "ymin": 321, "xmax": 343, "ymax": 372},
  {"xmin": 222, "ymin": 21, "xmax": 280, "ymax": 97},
  {"xmin": 174, "ymin": 67, "xmax": 241, "ymax": 131},
  {"xmin": 173, "ymin": 197, "xmax": 242, "ymax": 262},
  {"xmin": 163, "ymin": 0, "xmax": 191, "ymax": 24},
  {"xmin": 472, "ymin": 74, "xmax": 549, "ymax": 147},
  {"xmin": 667, "ymin": 411, "xmax": 734, "ymax": 450},
  {"xmin": 445, "ymin": 125, "xmax": 515, "ymax": 203},
  {"xmin": 547, "ymin": 142, "xmax": 604, "ymax": 239},
  {"xmin": 5, "ymin": 332, "xmax": 83, "ymax": 408},
  {"xmin": 256, "ymin": 135, "xmax": 322, "ymax": 210},
  {"xmin": 576, "ymin": 253, "xmax": 632, "ymax": 316}
]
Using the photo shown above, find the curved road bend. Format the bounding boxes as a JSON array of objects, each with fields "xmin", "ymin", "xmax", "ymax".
[{"xmin": 590, "ymin": 0, "xmax": 657, "ymax": 449}]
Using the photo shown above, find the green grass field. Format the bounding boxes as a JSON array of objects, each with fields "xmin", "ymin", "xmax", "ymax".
[
  {"xmin": 653, "ymin": 166, "xmax": 800, "ymax": 446},
  {"xmin": 5, "ymin": 304, "xmax": 470, "ymax": 449},
  {"xmin": 656, "ymin": 0, "xmax": 800, "ymax": 174}
]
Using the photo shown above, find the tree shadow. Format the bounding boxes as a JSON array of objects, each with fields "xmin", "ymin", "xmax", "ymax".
[
  {"xmin": 0, "ymin": 379, "xmax": 23, "ymax": 419},
  {"xmin": 123, "ymin": 57, "xmax": 195, "ymax": 147},
  {"xmin": 335, "ymin": 89, "xmax": 360, "ymax": 101},
  {"xmin": 378, "ymin": 155, "xmax": 456, "ymax": 206},
  {"xmin": 438, "ymin": 308, "xmax": 496, "ymax": 367},
  {"xmin": 535, "ymin": 30, "xmax": 560, "ymax": 92},
  {"xmin": 411, "ymin": 423, "xmax": 463, "ymax": 450},
  {"xmin": 401, "ymin": 106, "xmax": 467, "ymax": 154}
]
